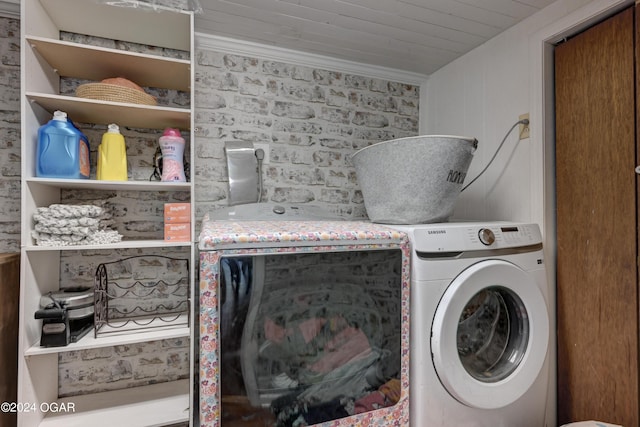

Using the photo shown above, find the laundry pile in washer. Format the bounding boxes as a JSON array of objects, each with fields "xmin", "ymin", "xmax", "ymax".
[
  {"xmin": 251, "ymin": 282, "xmax": 402, "ymax": 426},
  {"xmin": 265, "ymin": 318, "xmax": 402, "ymax": 427},
  {"xmin": 32, "ymin": 203, "xmax": 122, "ymax": 246}
]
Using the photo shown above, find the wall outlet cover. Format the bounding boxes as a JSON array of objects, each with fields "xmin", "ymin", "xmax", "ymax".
[{"xmin": 519, "ymin": 113, "xmax": 530, "ymax": 139}]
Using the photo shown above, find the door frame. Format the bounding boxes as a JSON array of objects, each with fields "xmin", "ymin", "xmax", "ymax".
[{"xmin": 530, "ymin": 0, "xmax": 634, "ymax": 423}]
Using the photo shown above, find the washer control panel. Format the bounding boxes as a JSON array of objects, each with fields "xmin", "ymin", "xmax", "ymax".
[
  {"xmin": 395, "ymin": 222, "xmax": 542, "ymax": 253},
  {"xmin": 478, "ymin": 228, "xmax": 496, "ymax": 246}
]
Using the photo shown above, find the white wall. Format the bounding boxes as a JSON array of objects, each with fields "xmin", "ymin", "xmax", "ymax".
[
  {"xmin": 422, "ymin": 0, "xmax": 631, "ymax": 229},
  {"xmin": 421, "ymin": 1, "xmax": 633, "ymax": 425}
]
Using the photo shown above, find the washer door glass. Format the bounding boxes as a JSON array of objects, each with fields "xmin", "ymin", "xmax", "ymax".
[
  {"xmin": 431, "ymin": 259, "xmax": 549, "ymax": 409},
  {"xmin": 457, "ymin": 286, "xmax": 528, "ymax": 382}
]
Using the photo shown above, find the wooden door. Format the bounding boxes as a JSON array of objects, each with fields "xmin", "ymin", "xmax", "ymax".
[{"xmin": 555, "ymin": 6, "xmax": 638, "ymax": 426}]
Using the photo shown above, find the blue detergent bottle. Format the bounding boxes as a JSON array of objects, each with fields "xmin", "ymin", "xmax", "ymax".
[{"xmin": 36, "ymin": 110, "xmax": 90, "ymax": 179}]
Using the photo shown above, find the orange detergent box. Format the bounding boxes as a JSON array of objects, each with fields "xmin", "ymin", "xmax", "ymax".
[
  {"xmin": 164, "ymin": 203, "xmax": 191, "ymax": 223},
  {"xmin": 164, "ymin": 222, "xmax": 191, "ymax": 242}
]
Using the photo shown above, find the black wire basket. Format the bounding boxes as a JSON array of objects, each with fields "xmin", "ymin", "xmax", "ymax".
[{"xmin": 94, "ymin": 255, "xmax": 190, "ymax": 337}]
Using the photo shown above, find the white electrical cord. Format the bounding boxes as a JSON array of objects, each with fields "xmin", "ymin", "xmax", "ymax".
[{"xmin": 460, "ymin": 118, "xmax": 529, "ymax": 192}]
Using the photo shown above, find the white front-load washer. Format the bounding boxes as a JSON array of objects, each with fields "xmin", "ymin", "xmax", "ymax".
[{"xmin": 389, "ymin": 222, "xmax": 552, "ymax": 427}]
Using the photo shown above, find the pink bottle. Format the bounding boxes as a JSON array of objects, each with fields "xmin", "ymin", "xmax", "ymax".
[{"xmin": 158, "ymin": 128, "xmax": 186, "ymax": 182}]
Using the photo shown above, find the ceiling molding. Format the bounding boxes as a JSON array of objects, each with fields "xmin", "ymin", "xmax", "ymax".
[
  {"xmin": 196, "ymin": 32, "xmax": 429, "ymax": 86},
  {"xmin": 0, "ymin": 0, "xmax": 19, "ymax": 18}
]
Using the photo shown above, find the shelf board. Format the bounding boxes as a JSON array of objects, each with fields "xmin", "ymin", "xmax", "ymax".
[
  {"xmin": 26, "ymin": 92, "xmax": 191, "ymax": 130},
  {"xmin": 40, "ymin": 0, "xmax": 192, "ymax": 52},
  {"xmin": 25, "ymin": 320, "xmax": 190, "ymax": 356},
  {"xmin": 26, "ymin": 177, "xmax": 192, "ymax": 192},
  {"xmin": 24, "ymin": 240, "xmax": 194, "ymax": 252},
  {"xmin": 26, "ymin": 36, "xmax": 191, "ymax": 91},
  {"xmin": 20, "ymin": 3, "xmax": 195, "ymax": 426},
  {"xmin": 39, "ymin": 379, "xmax": 190, "ymax": 427}
]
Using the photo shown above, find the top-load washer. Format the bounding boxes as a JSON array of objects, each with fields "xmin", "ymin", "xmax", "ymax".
[{"xmin": 389, "ymin": 221, "xmax": 552, "ymax": 427}]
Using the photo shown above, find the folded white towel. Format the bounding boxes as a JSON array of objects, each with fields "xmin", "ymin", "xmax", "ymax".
[
  {"xmin": 32, "ymin": 229, "xmax": 122, "ymax": 246},
  {"xmin": 36, "ymin": 204, "xmax": 105, "ymax": 219},
  {"xmin": 32, "ymin": 203, "xmax": 122, "ymax": 246}
]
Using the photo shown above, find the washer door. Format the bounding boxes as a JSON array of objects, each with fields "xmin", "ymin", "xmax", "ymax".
[{"xmin": 431, "ymin": 259, "xmax": 549, "ymax": 409}]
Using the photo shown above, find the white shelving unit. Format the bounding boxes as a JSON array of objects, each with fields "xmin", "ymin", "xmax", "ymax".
[{"xmin": 18, "ymin": 1, "xmax": 195, "ymax": 426}]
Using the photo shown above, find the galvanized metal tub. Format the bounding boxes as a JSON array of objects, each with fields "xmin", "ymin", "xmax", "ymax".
[{"xmin": 351, "ymin": 135, "xmax": 477, "ymax": 224}]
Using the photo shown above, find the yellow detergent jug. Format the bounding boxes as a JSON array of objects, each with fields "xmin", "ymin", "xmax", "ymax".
[{"xmin": 97, "ymin": 123, "xmax": 128, "ymax": 181}]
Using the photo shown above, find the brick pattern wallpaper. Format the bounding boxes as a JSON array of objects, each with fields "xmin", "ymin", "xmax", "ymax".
[
  {"xmin": 0, "ymin": 15, "xmax": 421, "ymax": 265},
  {"xmin": 194, "ymin": 50, "xmax": 420, "ymax": 221},
  {"xmin": 0, "ymin": 16, "xmax": 20, "ymax": 253},
  {"xmin": 58, "ymin": 337, "xmax": 190, "ymax": 398},
  {"xmin": 4, "ymin": 9, "xmax": 420, "ymax": 398}
]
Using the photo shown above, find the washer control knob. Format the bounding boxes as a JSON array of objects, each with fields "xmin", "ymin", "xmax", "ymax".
[{"xmin": 478, "ymin": 228, "xmax": 495, "ymax": 246}]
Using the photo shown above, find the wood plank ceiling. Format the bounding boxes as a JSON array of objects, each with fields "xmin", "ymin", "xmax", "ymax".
[{"xmin": 194, "ymin": 0, "xmax": 557, "ymax": 75}]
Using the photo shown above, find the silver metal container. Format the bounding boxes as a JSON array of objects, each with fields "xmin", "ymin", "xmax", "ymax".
[{"xmin": 351, "ymin": 135, "xmax": 477, "ymax": 224}]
